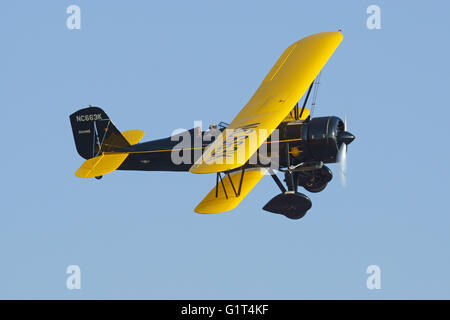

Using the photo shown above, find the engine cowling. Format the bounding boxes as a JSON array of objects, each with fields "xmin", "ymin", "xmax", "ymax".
[
  {"xmin": 281, "ymin": 116, "xmax": 344, "ymax": 163},
  {"xmin": 278, "ymin": 116, "xmax": 354, "ymax": 165},
  {"xmin": 304, "ymin": 116, "xmax": 345, "ymax": 163}
]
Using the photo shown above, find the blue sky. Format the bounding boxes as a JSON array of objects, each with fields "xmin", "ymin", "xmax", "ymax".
[{"xmin": 1, "ymin": 0, "xmax": 449, "ymax": 299}]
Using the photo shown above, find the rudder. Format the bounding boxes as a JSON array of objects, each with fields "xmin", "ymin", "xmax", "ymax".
[{"xmin": 69, "ymin": 106, "xmax": 130, "ymax": 159}]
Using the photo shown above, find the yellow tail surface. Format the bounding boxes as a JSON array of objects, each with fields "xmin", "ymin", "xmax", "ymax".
[
  {"xmin": 121, "ymin": 130, "xmax": 145, "ymax": 145},
  {"xmin": 74, "ymin": 129, "xmax": 144, "ymax": 178},
  {"xmin": 75, "ymin": 153, "xmax": 129, "ymax": 178}
]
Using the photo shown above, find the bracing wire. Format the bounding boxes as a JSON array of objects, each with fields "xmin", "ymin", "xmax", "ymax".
[{"xmin": 310, "ymin": 71, "xmax": 322, "ymax": 117}]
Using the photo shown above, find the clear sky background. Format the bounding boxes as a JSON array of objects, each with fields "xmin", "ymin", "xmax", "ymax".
[{"xmin": 1, "ymin": 0, "xmax": 449, "ymax": 299}]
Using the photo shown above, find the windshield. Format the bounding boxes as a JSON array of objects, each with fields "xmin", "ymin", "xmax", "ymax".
[{"xmin": 218, "ymin": 121, "xmax": 229, "ymax": 130}]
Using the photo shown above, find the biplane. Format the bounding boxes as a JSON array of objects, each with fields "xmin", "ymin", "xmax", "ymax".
[{"xmin": 70, "ymin": 31, "xmax": 355, "ymax": 219}]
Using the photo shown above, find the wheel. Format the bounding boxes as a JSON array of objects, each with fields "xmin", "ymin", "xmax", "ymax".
[
  {"xmin": 303, "ymin": 181, "xmax": 327, "ymax": 193},
  {"xmin": 95, "ymin": 175, "xmax": 103, "ymax": 180},
  {"xmin": 263, "ymin": 192, "xmax": 312, "ymax": 220},
  {"xmin": 299, "ymin": 166, "xmax": 332, "ymax": 193}
]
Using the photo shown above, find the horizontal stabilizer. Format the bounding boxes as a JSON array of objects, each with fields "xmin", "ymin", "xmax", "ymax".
[
  {"xmin": 122, "ymin": 130, "xmax": 145, "ymax": 145},
  {"xmin": 75, "ymin": 153, "xmax": 129, "ymax": 178}
]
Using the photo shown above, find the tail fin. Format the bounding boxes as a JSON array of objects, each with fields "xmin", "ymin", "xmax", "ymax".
[
  {"xmin": 69, "ymin": 106, "xmax": 130, "ymax": 159},
  {"xmin": 70, "ymin": 106, "xmax": 145, "ymax": 178}
]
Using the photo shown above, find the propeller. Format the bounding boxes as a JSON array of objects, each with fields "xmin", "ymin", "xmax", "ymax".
[
  {"xmin": 337, "ymin": 142, "xmax": 347, "ymax": 186},
  {"xmin": 337, "ymin": 116, "xmax": 354, "ymax": 187}
]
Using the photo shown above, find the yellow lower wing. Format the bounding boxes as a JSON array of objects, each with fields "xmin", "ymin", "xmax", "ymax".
[{"xmin": 195, "ymin": 168, "xmax": 267, "ymax": 214}]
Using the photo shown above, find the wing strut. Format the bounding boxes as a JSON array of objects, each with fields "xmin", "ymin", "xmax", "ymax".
[
  {"xmin": 237, "ymin": 166, "xmax": 245, "ymax": 196},
  {"xmin": 215, "ymin": 172, "xmax": 229, "ymax": 199},
  {"xmin": 268, "ymin": 168, "xmax": 286, "ymax": 193},
  {"xmin": 215, "ymin": 167, "xmax": 247, "ymax": 199},
  {"xmin": 225, "ymin": 171, "xmax": 237, "ymax": 197},
  {"xmin": 298, "ymin": 81, "xmax": 314, "ymax": 120}
]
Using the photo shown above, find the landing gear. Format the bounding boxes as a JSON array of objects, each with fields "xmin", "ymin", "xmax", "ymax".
[
  {"xmin": 263, "ymin": 169, "xmax": 312, "ymax": 220},
  {"xmin": 283, "ymin": 166, "xmax": 332, "ymax": 193},
  {"xmin": 298, "ymin": 166, "xmax": 332, "ymax": 193},
  {"xmin": 262, "ymin": 140, "xmax": 332, "ymax": 220},
  {"xmin": 263, "ymin": 191, "xmax": 312, "ymax": 220},
  {"xmin": 95, "ymin": 175, "xmax": 103, "ymax": 180}
]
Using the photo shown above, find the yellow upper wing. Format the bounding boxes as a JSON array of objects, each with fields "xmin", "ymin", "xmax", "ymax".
[{"xmin": 190, "ymin": 31, "xmax": 343, "ymax": 174}]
